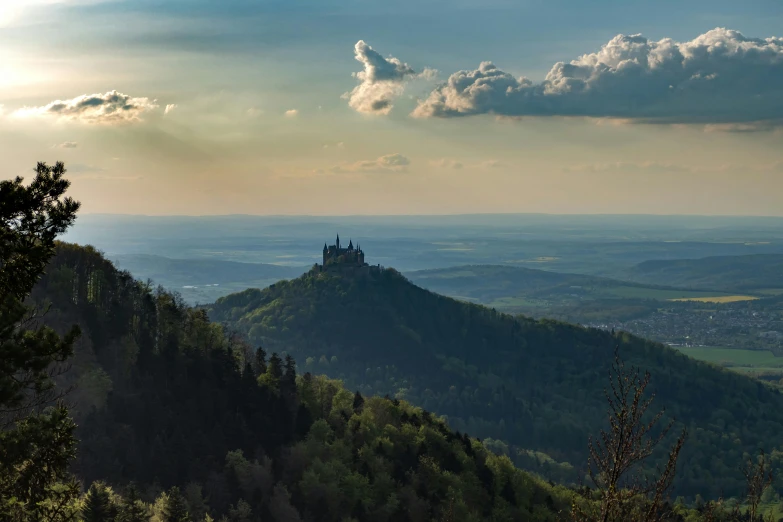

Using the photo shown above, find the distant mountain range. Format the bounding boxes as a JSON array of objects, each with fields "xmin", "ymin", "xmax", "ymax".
[
  {"xmin": 405, "ymin": 264, "xmax": 732, "ymax": 314},
  {"xmin": 622, "ymin": 254, "xmax": 783, "ymax": 293},
  {"xmin": 109, "ymin": 253, "xmax": 307, "ymax": 303}
]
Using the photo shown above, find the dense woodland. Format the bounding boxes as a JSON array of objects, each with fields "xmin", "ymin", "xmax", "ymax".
[
  {"xmin": 3, "ymin": 163, "xmax": 783, "ymax": 521},
  {"xmin": 207, "ymin": 267, "xmax": 783, "ymax": 499},
  {"xmin": 24, "ymin": 241, "xmax": 578, "ymax": 521}
]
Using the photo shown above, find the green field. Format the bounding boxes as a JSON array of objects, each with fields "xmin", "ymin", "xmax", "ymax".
[
  {"xmin": 670, "ymin": 295, "xmax": 759, "ymax": 303},
  {"xmin": 675, "ymin": 346, "xmax": 783, "ymax": 372}
]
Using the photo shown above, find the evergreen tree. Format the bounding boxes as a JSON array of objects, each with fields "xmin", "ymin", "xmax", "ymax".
[
  {"xmin": 352, "ymin": 391, "xmax": 365, "ymax": 413},
  {"xmin": 0, "ymin": 162, "xmax": 81, "ymax": 520},
  {"xmin": 268, "ymin": 353, "xmax": 283, "ymax": 380},
  {"xmin": 117, "ymin": 484, "xmax": 149, "ymax": 522},
  {"xmin": 82, "ymin": 482, "xmax": 116, "ymax": 522},
  {"xmin": 254, "ymin": 347, "xmax": 267, "ymax": 377},
  {"xmin": 283, "ymin": 354, "xmax": 296, "ymax": 383},
  {"xmin": 164, "ymin": 487, "xmax": 191, "ymax": 522},
  {"xmin": 282, "ymin": 354, "xmax": 297, "ymax": 396}
]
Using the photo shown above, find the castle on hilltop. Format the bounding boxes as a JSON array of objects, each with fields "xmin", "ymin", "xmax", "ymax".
[{"xmin": 322, "ymin": 234, "xmax": 367, "ymax": 268}]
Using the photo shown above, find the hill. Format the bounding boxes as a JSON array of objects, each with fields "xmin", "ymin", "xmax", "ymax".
[
  {"xmin": 208, "ymin": 266, "xmax": 783, "ymax": 499},
  {"xmin": 405, "ymin": 264, "xmax": 732, "ymax": 314},
  {"xmin": 623, "ymin": 254, "xmax": 783, "ymax": 294},
  {"xmin": 110, "ymin": 253, "xmax": 306, "ymax": 304},
  {"xmin": 29, "ymin": 243, "xmax": 572, "ymax": 521}
]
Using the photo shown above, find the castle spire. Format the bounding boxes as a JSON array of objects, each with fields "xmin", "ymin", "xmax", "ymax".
[
  {"xmin": 348, "ymin": 239, "xmax": 353, "ymax": 250},
  {"xmin": 336, "ymin": 233, "xmax": 340, "ymax": 249}
]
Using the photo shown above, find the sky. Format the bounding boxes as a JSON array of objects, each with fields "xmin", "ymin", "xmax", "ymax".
[{"xmin": 1, "ymin": 0, "xmax": 782, "ymax": 216}]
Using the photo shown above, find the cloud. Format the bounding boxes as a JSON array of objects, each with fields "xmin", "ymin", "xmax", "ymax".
[
  {"xmin": 344, "ymin": 40, "xmax": 435, "ymax": 115},
  {"xmin": 329, "ymin": 153, "xmax": 410, "ymax": 173},
  {"xmin": 285, "ymin": 109, "xmax": 299, "ymax": 117},
  {"xmin": 54, "ymin": 141, "xmax": 78, "ymax": 149},
  {"xmin": 413, "ymin": 28, "xmax": 783, "ymax": 124},
  {"xmin": 67, "ymin": 163, "xmax": 105, "ymax": 173},
  {"xmin": 164, "ymin": 104, "xmax": 178, "ymax": 115},
  {"xmin": 14, "ymin": 90, "xmax": 159, "ymax": 124},
  {"xmin": 562, "ymin": 161, "xmax": 726, "ymax": 174},
  {"xmin": 702, "ymin": 121, "xmax": 781, "ymax": 133},
  {"xmin": 430, "ymin": 158, "xmax": 464, "ymax": 169}
]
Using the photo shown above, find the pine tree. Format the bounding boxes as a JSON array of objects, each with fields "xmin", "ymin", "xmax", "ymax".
[
  {"xmin": 82, "ymin": 482, "xmax": 116, "ymax": 522},
  {"xmin": 117, "ymin": 483, "xmax": 149, "ymax": 522},
  {"xmin": 268, "ymin": 353, "xmax": 283, "ymax": 380},
  {"xmin": 164, "ymin": 486, "xmax": 191, "ymax": 522},
  {"xmin": 254, "ymin": 347, "xmax": 267, "ymax": 377},
  {"xmin": 282, "ymin": 354, "xmax": 297, "ymax": 396},
  {"xmin": 352, "ymin": 391, "xmax": 365, "ymax": 412},
  {"xmin": 283, "ymin": 354, "xmax": 296, "ymax": 383},
  {"xmin": 0, "ymin": 162, "xmax": 81, "ymax": 520}
]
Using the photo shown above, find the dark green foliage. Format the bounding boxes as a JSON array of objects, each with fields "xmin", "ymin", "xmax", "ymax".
[
  {"xmin": 31, "ymin": 243, "xmax": 575, "ymax": 521},
  {"xmin": 254, "ymin": 346, "xmax": 267, "ymax": 376},
  {"xmin": 164, "ymin": 486, "xmax": 190, "ymax": 522},
  {"xmin": 208, "ymin": 267, "xmax": 783, "ymax": 498},
  {"xmin": 0, "ymin": 161, "xmax": 80, "ymax": 300},
  {"xmin": 82, "ymin": 482, "xmax": 116, "ymax": 522},
  {"xmin": 117, "ymin": 484, "xmax": 148, "ymax": 522},
  {"xmin": 0, "ymin": 162, "xmax": 81, "ymax": 520}
]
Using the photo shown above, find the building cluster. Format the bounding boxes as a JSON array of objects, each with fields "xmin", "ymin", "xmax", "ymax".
[{"xmin": 322, "ymin": 234, "xmax": 367, "ymax": 268}]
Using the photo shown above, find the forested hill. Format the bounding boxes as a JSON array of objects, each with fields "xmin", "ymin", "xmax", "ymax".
[
  {"xmin": 30, "ymin": 242, "xmax": 572, "ymax": 521},
  {"xmin": 208, "ymin": 266, "xmax": 783, "ymax": 499},
  {"xmin": 624, "ymin": 254, "xmax": 783, "ymax": 293}
]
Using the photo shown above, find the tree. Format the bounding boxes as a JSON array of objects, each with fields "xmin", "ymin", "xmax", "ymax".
[
  {"xmin": 571, "ymin": 347, "xmax": 686, "ymax": 522},
  {"xmin": 164, "ymin": 487, "xmax": 191, "ymax": 522},
  {"xmin": 283, "ymin": 354, "xmax": 296, "ymax": 384},
  {"xmin": 741, "ymin": 450, "xmax": 774, "ymax": 522},
  {"xmin": 352, "ymin": 391, "xmax": 365, "ymax": 413},
  {"xmin": 268, "ymin": 353, "xmax": 283, "ymax": 380},
  {"xmin": 254, "ymin": 347, "xmax": 267, "ymax": 377},
  {"xmin": 82, "ymin": 482, "xmax": 116, "ymax": 522},
  {"xmin": 0, "ymin": 162, "xmax": 82, "ymax": 520},
  {"xmin": 117, "ymin": 483, "xmax": 149, "ymax": 522}
]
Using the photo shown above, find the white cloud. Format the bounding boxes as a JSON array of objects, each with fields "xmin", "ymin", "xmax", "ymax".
[
  {"xmin": 164, "ymin": 104, "xmax": 178, "ymax": 115},
  {"xmin": 430, "ymin": 158, "xmax": 464, "ymax": 169},
  {"xmin": 14, "ymin": 90, "xmax": 159, "ymax": 124},
  {"xmin": 54, "ymin": 141, "xmax": 78, "ymax": 149},
  {"xmin": 413, "ymin": 28, "xmax": 783, "ymax": 124},
  {"xmin": 344, "ymin": 40, "xmax": 435, "ymax": 115},
  {"xmin": 285, "ymin": 109, "xmax": 299, "ymax": 117},
  {"xmin": 329, "ymin": 153, "xmax": 410, "ymax": 173}
]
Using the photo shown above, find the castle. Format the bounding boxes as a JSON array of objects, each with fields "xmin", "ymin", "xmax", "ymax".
[{"xmin": 322, "ymin": 234, "xmax": 367, "ymax": 268}]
